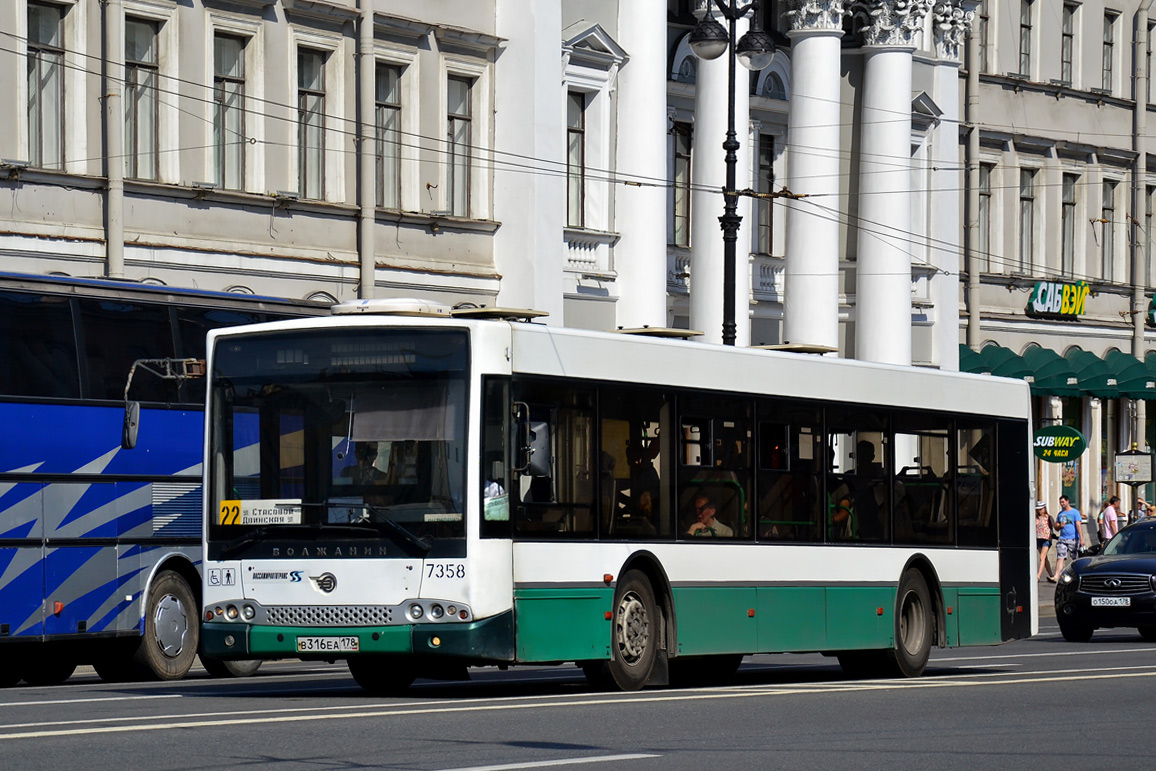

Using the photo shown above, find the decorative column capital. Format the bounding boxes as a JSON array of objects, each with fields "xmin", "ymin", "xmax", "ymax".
[
  {"xmin": 783, "ymin": 0, "xmax": 849, "ymax": 34},
  {"xmin": 932, "ymin": 1, "xmax": 974, "ymax": 61},
  {"xmin": 853, "ymin": 0, "xmax": 933, "ymax": 49}
]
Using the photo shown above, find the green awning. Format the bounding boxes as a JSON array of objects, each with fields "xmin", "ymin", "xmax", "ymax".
[
  {"xmin": 958, "ymin": 344, "xmax": 990, "ymax": 375},
  {"xmin": 1104, "ymin": 349, "xmax": 1156, "ymax": 399},
  {"xmin": 977, "ymin": 343, "xmax": 1033, "ymax": 380},
  {"xmin": 1064, "ymin": 347, "xmax": 1119, "ymax": 399},
  {"xmin": 1019, "ymin": 345, "xmax": 1082, "ymax": 397}
]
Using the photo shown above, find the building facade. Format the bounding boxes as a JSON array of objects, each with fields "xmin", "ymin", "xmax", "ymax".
[{"xmin": 962, "ymin": 0, "xmax": 1156, "ymax": 522}]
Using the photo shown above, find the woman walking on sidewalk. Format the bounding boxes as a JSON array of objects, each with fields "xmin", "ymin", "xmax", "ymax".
[{"xmin": 1035, "ymin": 501, "xmax": 1055, "ymax": 581}]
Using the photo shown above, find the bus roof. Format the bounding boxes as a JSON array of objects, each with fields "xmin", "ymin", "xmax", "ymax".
[{"xmin": 208, "ymin": 313, "xmax": 1031, "ymax": 421}]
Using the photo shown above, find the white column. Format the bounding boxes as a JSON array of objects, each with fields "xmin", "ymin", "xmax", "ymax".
[
  {"xmin": 1085, "ymin": 398, "xmax": 1102, "ymax": 528},
  {"xmin": 493, "ymin": 1, "xmax": 565, "ymax": 320},
  {"xmin": 689, "ymin": 15, "xmax": 752, "ymax": 345},
  {"xmin": 614, "ymin": 0, "xmax": 669, "ymax": 330},
  {"xmin": 783, "ymin": 1, "xmax": 846, "ymax": 350},
  {"xmin": 929, "ymin": 2, "xmax": 973, "ymax": 370},
  {"xmin": 854, "ymin": 1, "xmax": 932, "ymax": 366},
  {"xmin": 1042, "ymin": 397, "xmax": 1064, "ymax": 510}
]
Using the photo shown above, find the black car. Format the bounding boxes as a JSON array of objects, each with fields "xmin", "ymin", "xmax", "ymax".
[{"xmin": 1054, "ymin": 519, "xmax": 1156, "ymax": 642}]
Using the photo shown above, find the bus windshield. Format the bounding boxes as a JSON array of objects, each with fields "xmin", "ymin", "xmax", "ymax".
[{"xmin": 207, "ymin": 328, "xmax": 469, "ymax": 559}]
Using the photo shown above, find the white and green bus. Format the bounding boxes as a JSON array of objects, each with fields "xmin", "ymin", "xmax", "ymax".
[{"xmin": 201, "ymin": 302, "xmax": 1035, "ymax": 693}]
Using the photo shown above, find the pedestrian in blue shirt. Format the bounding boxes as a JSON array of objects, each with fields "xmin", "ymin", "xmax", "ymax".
[{"xmin": 1048, "ymin": 495, "xmax": 1082, "ymax": 582}]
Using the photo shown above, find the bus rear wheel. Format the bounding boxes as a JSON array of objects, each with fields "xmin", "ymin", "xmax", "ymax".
[
  {"xmin": 22, "ymin": 655, "xmax": 77, "ymax": 686},
  {"xmin": 887, "ymin": 568, "xmax": 933, "ymax": 677},
  {"xmin": 348, "ymin": 656, "xmax": 416, "ymax": 695},
  {"xmin": 132, "ymin": 570, "xmax": 199, "ymax": 680}
]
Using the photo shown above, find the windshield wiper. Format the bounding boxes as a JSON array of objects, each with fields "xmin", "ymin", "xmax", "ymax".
[{"xmin": 362, "ymin": 503, "xmax": 433, "ymax": 557}]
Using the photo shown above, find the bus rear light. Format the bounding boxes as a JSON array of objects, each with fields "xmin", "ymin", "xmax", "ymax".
[{"xmin": 459, "ymin": 610, "xmax": 468, "ymax": 620}]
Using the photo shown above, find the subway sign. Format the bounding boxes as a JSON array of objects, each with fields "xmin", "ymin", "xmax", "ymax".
[
  {"xmin": 1033, "ymin": 425, "xmax": 1087, "ymax": 463},
  {"xmin": 1027, "ymin": 280, "xmax": 1089, "ymax": 319}
]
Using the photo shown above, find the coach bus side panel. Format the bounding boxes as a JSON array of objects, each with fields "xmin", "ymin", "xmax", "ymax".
[
  {"xmin": 998, "ymin": 418, "xmax": 1032, "ymax": 642},
  {"xmin": 0, "ymin": 485, "xmax": 46, "ymax": 639}
]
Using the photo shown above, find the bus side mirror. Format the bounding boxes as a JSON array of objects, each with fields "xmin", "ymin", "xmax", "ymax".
[
  {"xmin": 513, "ymin": 402, "xmax": 551, "ymax": 477},
  {"xmin": 122, "ymin": 401, "xmax": 140, "ymax": 450}
]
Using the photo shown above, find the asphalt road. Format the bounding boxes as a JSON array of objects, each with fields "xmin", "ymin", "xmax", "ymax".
[{"xmin": 2, "ymin": 614, "xmax": 1154, "ymax": 771}]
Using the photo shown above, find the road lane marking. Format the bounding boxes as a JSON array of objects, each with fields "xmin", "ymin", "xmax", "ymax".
[
  {"xmin": 4, "ymin": 667, "xmax": 1156, "ymax": 741},
  {"xmin": 932, "ymin": 646, "xmax": 1156, "ymax": 663},
  {"xmin": 0, "ymin": 695, "xmax": 180, "ymax": 708},
  {"xmin": 438, "ymin": 754, "xmax": 660, "ymax": 771}
]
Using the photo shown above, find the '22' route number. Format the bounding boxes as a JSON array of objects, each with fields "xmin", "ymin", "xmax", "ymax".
[{"xmin": 427, "ymin": 563, "xmax": 465, "ymax": 579}]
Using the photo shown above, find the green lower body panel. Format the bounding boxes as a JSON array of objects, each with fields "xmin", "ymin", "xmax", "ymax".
[
  {"xmin": 514, "ymin": 587, "xmax": 613, "ymax": 662},
  {"xmin": 201, "ymin": 611, "xmax": 515, "ymax": 662},
  {"xmin": 672, "ymin": 587, "xmax": 759, "ymax": 655},
  {"xmin": 956, "ymin": 587, "xmax": 1003, "ymax": 646}
]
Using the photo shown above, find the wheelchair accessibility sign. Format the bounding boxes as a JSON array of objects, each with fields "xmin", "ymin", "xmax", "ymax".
[{"xmin": 208, "ymin": 568, "xmax": 236, "ymax": 587}]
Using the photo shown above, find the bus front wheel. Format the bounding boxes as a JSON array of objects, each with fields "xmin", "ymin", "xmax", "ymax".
[
  {"xmin": 200, "ymin": 655, "xmax": 262, "ymax": 678},
  {"xmin": 348, "ymin": 656, "xmax": 416, "ymax": 695},
  {"xmin": 133, "ymin": 570, "xmax": 199, "ymax": 680},
  {"xmin": 606, "ymin": 570, "xmax": 659, "ymax": 691}
]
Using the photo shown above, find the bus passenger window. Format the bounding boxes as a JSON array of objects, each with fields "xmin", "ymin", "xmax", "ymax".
[
  {"xmin": 892, "ymin": 413, "xmax": 952, "ymax": 546},
  {"xmin": 600, "ymin": 387, "xmax": 671, "ymax": 540},
  {"xmin": 957, "ymin": 421, "xmax": 996, "ymax": 547},
  {"xmin": 756, "ymin": 404, "xmax": 821, "ymax": 542},
  {"xmin": 826, "ymin": 415, "xmax": 890, "ymax": 543},
  {"xmin": 678, "ymin": 396, "xmax": 752, "ymax": 540},
  {"xmin": 511, "ymin": 382, "xmax": 595, "ymax": 539}
]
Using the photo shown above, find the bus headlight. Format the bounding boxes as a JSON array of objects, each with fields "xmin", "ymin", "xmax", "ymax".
[
  {"xmin": 226, "ymin": 605, "xmax": 239, "ymax": 620},
  {"xmin": 430, "ymin": 604, "xmax": 444, "ymax": 619},
  {"xmin": 409, "ymin": 603, "xmax": 424, "ymax": 620},
  {"xmin": 242, "ymin": 604, "xmax": 256, "ymax": 620}
]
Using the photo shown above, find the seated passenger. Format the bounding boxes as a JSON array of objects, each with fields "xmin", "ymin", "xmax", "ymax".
[{"xmin": 687, "ymin": 495, "xmax": 733, "ymax": 538}]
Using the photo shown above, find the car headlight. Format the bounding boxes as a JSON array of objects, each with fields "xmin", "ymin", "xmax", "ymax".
[{"xmin": 1059, "ymin": 568, "xmax": 1075, "ymax": 585}]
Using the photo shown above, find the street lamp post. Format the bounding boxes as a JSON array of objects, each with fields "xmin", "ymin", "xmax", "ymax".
[{"xmin": 688, "ymin": 1, "xmax": 774, "ymax": 346}]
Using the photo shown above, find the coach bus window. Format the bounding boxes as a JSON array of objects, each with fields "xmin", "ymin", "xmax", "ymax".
[
  {"xmin": 600, "ymin": 387, "xmax": 672, "ymax": 539},
  {"xmin": 756, "ymin": 402, "xmax": 822, "ymax": 542},
  {"xmin": 0, "ymin": 291, "xmax": 79, "ymax": 398},
  {"xmin": 511, "ymin": 381, "xmax": 595, "ymax": 538},
  {"xmin": 175, "ymin": 307, "xmax": 263, "ymax": 403},
  {"xmin": 957, "ymin": 420, "xmax": 997, "ymax": 547},
  {"xmin": 892, "ymin": 412, "xmax": 952, "ymax": 546},
  {"xmin": 678, "ymin": 395, "xmax": 752, "ymax": 540},
  {"xmin": 826, "ymin": 411, "xmax": 890, "ymax": 543},
  {"xmin": 79, "ymin": 299, "xmax": 177, "ymax": 402}
]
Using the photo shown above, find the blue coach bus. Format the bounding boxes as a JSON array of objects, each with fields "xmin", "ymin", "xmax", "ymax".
[{"xmin": 0, "ymin": 272, "xmax": 322, "ymax": 686}]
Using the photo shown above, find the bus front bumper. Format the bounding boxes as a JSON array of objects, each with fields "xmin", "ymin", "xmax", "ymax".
[{"xmin": 202, "ymin": 611, "xmax": 514, "ymax": 662}]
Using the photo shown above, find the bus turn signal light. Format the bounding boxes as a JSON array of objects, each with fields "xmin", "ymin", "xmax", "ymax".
[
  {"xmin": 603, "ymin": 574, "xmax": 613, "ymax": 584},
  {"xmin": 876, "ymin": 607, "xmax": 884, "ymax": 616},
  {"xmin": 53, "ymin": 601, "xmax": 63, "ymax": 616}
]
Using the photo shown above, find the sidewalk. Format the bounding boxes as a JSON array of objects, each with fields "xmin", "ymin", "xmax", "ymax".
[{"xmin": 1037, "ymin": 576, "xmax": 1056, "ymax": 619}]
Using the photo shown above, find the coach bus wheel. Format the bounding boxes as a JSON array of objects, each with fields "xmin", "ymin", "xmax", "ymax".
[
  {"xmin": 132, "ymin": 570, "xmax": 199, "ymax": 680},
  {"xmin": 348, "ymin": 656, "xmax": 416, "ymax": 695},
  {"xmin": 606, "ymin": 570, "xmax": 658, "ymax": 691},
  {"xmin": 22, "ymin": 656, "xmax": 77, "ymax": 686},
  {"xmin": 888, "ymin": 568, "xmax": 933, "ymax": 678},
  {"xmin": 200, "ymin": 655, "xmax": 262, "ymax": 678}
]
